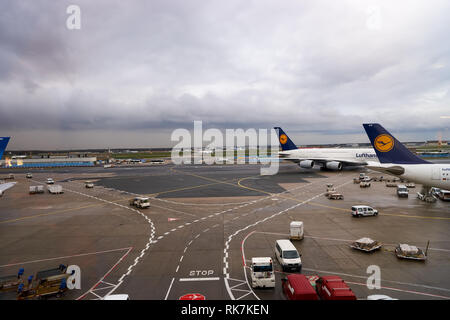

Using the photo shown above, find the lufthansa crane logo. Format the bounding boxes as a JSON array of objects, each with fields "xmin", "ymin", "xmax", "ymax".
[
  {"xmin": 279, "ymin": 134, "xmax": 288, "ymax": 145},
  {"xmin": 374, "ymin": 134, "xmax": 394, "ymax": 152}
]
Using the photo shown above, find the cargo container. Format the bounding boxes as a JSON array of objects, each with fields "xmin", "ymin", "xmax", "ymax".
[
  {"xmin": 47, "ymin": 185, "xmax": 63, "ymax": 194},
  {"xmin": 289, "ymin": 221, "xmax": 304, "ymax": 240},
  {"xmin": 29, "ymin": 185, "xmax": 44, "ymax": 194}
]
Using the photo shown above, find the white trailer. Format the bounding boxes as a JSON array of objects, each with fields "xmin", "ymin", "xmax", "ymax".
[
  {"xmin": 47, "ymin": 185, "xmax": 63, "ymax": 194},
  {"xmin": 290, "ymin": 221, "xmax": 304, "ymax": 240}
]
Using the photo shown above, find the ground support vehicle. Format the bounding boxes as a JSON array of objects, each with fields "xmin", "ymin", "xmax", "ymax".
[
  {"xmin": 282, "ymin": 274, "xmax": 318, "ymax": 300},
  {"xmin": 29, "ymin": 185, "xmax": 44, "ymax": 194},
  {"xmin": 129, "ymin": 197, "xmax": 150, "ymax": 209},
  {"xmin": 289, "ymin": 221, "xmax": 304, "ymax": 240},
  {"xmin": 48, "ymin": 185, "xmax": 63, "ymax": 194},
  {"xmin": 315, "ymin": 276, "xmax": 357, "ymax": 300},
  {"xmin": 397, "ymin": 185, "xmax": 409, "ymax": 198},
  {"xmin": 0, "ymin": 269, "xmax": 24, "ymax": 293},
  {"xmin": 350, "ymin": 238, "xmax": 382, "ymax": 252},
  {"xmin": 351, "ymin": 206, "xmax": 378, "ymax": 217},
  {"xmin": 17, "ymin": 265, "xmax": 70, "ymax": 299},
  {"xmin": 395, "ymin": 244, "xmax": 427, "ymax": 261},
  {"xmin": 360, "ymin": 181, "xmax": 371, "ymax": 188},
  {"xmin": 250, "ymin": 257, "xmax": 275, "ymax": 289},
  {"xmin": 327, "ymin": 192, "xmax": 344, "ymax": 200}
]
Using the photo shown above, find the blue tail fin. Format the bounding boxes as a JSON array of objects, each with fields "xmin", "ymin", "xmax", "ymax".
[
  {"xmin": 0, "ymin": 137, "xmax": 10, "ymax": 160},
  {"xmin": 274, "ymin": 127, "xmax": 298, "ymax": 151},
  {"xmin": 362, "ymin": 124, "xmax": 429, "ymax": 164}
]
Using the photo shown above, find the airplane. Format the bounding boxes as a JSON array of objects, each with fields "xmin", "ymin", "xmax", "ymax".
[
  {"xmin": 362, "ymin": 123, "xmax": 450, "ymax": 196},
  {"xmin": 0, "ymin": 137, "xmax": 16, "ymax": 197},
  {"xmin": 0, "ymin": 137, "xmax": 10, "ymax": 161},
  {"xmin": 274, "ymin": 127, "xmax": 378, "ymax": 170}
]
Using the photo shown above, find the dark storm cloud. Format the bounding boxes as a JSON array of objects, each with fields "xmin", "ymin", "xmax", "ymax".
[{"xmin": 0, "ymin": 0, "xmax": 449, "ymax": 149}]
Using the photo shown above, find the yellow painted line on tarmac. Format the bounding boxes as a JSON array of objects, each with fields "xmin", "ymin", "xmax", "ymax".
[
  {"xmin": 145, "ymin": 181, "xmax": 225, "ymax": 197},
  {"xmin": 307, "ymin": 202, "xmax": 349, "ymax": 212},
  {"xmin": 380, "ymin": 213, "xmax": 450, "ymax": 221},
  {"xmin": 169, "ymin": 168, "xmax": 265, "ymax": 195},
  {"xmin": 237, "ymin": 176, "xmax": 273, "ymax": 196}
]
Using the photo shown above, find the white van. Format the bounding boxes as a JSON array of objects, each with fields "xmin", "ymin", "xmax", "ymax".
[
  {"xmin": 275, "ymin": 240, "xmax": 302, "ymax": 272},
  {"xmin": 250, "ymin": 257, "xmax": 275, "ymax": 288},
  {"xmin": 396, "ymin": 185, "xmax": 408, "ymax": 198},
  {"xmin": 351, "ymin": 205, "xmax": 378, "ymax": 217}
]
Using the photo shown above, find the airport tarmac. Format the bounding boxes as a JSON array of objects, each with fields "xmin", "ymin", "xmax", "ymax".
[{"xmin": 0, "ymin": 162, "xmax": 449, "ymax": 300}]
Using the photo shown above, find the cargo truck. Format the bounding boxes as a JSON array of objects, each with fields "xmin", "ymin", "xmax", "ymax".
[
  {"xmin": 282, "ymin": 274, "xmax": 318, "ymax": 300},
  {"xmin": 315, "ymin": 276, "xmax": 357, "ymax": 300}
]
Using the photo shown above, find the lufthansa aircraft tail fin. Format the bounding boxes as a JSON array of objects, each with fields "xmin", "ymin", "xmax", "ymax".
[
  {"xmin": 0, "ymin": 137, "xmax": 10, "ymax": 160},
  {"xmin": 274, "ymin": 127, "xmax": 298, "ymax": 151},
  {"xmin": 362, "ymin": 124, "xmax": 429, "ymax": 164}
]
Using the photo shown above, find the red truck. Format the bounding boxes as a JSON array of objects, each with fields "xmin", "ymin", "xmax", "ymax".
[
  {"xmin": 282, "ymin": 274, "xmax": 319, "ymax": 300},
  {"xmin": 315, "ymin": 276, "xmax": 357, "ymax": 300}
]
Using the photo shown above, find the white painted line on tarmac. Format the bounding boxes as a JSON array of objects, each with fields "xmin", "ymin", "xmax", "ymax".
[
  {"xmin": 0, "ymin": 247, "xmax": 132, "ymax": 268},
  {"xmin": 164, "ymin": 278, "xmax": 175, "ymax": 300},
  {"xmin": 179, "ymin": 277, "xmax": 220, "ymax": 282}
]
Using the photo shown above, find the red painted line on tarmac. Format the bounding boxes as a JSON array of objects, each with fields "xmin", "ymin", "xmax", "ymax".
[
  {"xmin": 76, "ymin": 247, "xmax": 133, "ymax": 300},
  {"xmin": 345, "ymin": 281, "xmax": 450, "ymax": 300},
  {"xmin": 241, "ymin": 231, "xmax": 256, "ymax": 267}
]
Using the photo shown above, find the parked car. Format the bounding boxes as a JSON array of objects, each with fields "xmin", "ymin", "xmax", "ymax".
[{"xmin": 46, "ymin": 178, "xmax": 55, "ymax": 184}]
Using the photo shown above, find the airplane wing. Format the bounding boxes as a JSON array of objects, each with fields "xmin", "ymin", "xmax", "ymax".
[
  {"xmin": 365, "ymin": 163, "xmax": 405, "ymax": 176},
  {"xmin": 0, "ymin": 182, "xmax": 16, "ymax": 196}
]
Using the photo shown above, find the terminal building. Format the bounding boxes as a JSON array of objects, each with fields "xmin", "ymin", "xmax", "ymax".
[{"xmin": 0, "ymin": 157, "xmax": 97, "ymax": 168}]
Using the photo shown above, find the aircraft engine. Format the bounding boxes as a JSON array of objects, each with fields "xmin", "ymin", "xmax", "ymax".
[
  {"xmin": 325, "ymin": 161, "xmax": 343, "ymax": 170},
  {"xmin": 299, "ymin": 160, "xmax": 314, "ymax": 168}
]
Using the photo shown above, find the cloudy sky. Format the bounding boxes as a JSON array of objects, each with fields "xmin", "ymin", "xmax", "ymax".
[{"xmin": 1, "ymin": 0, "xmax": 449, "ymax": 150}]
